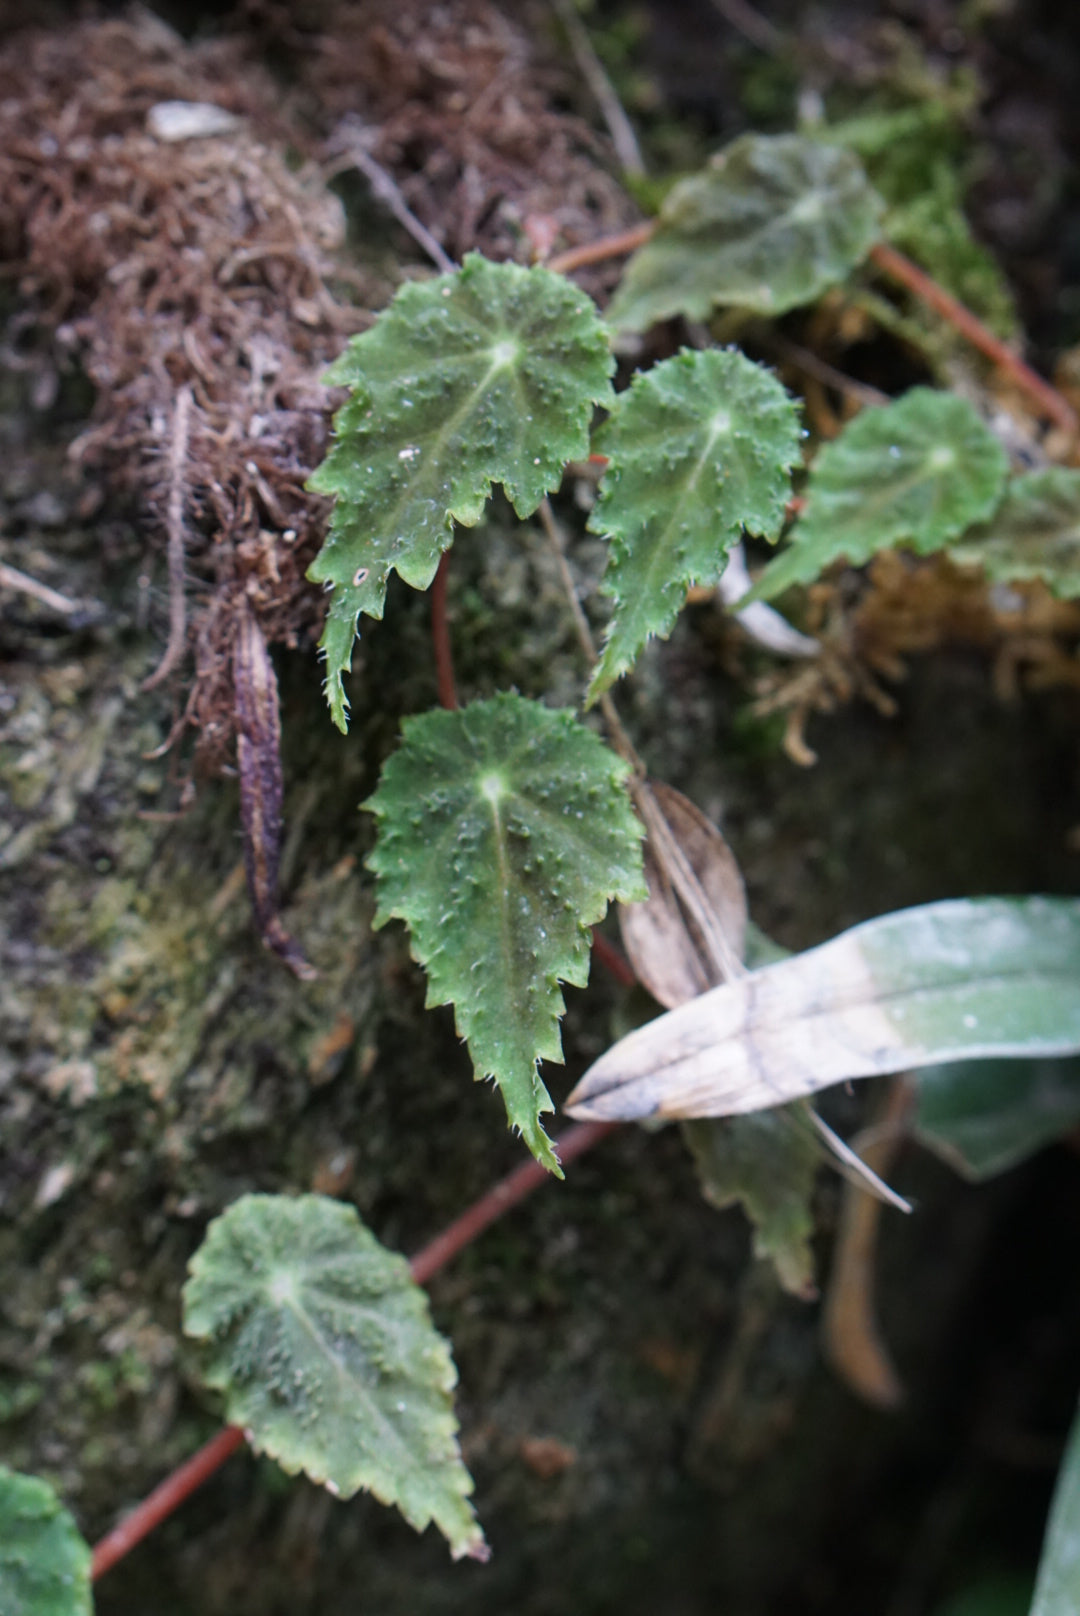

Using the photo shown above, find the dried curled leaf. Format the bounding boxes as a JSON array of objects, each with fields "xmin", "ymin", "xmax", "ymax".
[
  {"xmin": 821, "ymin": 1081, "xmax": 912, "ymax": 1409},
  {"xmin": 618, "ymin": 780, "xmax": 747, "ymax": 1008},
  {"xmin": 307, "ymin": 254, "xmax": 615, "ymax": 728},
  {"xmin": 234, "ymin": 601, "xmax": 314, "ymax": 979},
  {"xmin": 183, "ymin": 1193, "xmax": 486, "ymax": 1561},
  {"xmin": 367, "ymin": 693, "xmax": 646, "ymax": 1172},
  {"xmin": 607, "ymin": 134, "xmax": 884, "ymax": 331},
  {"xmin": 587, "ymin": 349, "xmax": 801, "ymax": 699},
  {"xmin": 0, "ymin": 1466, "xmax": 92, "ymax": 1616},
  {"xmin": 745, "ymin": 388, "xmax": 1009, "ymax": 602},
  {"xmin": 617, "ymin": 782, "xmax": 819, "ymax": 1295},
  {"xmin": 567, "ymin": 898, "xmax": 1080, "ymax": 1122}
]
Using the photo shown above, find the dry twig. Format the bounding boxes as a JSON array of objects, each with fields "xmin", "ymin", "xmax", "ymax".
[
  {"xmin": 142, "ymin": 385, "xmax": 194, "ymax": 691},
  {"xmin": 550, "ymin": 0, "xmax": 646, "ymax": 178},
  {"xmin": 0, "ymin": 560, "xmax": 84, "ymax": 617}
]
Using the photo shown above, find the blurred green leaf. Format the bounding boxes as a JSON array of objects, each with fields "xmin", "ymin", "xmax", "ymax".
[
  {"xmin": 1031, "ymin": 1400, "xmax": 1080, "ymax": 1615},
  {"xmin": 607, "ymin": 133, "xmax": 883, "ymax": 330},
  {"xmin": 684, "ymin": 1107, "xmax": 820, "ymax": 1296},
  {"xmin": 568, "ymin": 898, "xmax": 1080, "ymax": 1123},
  {"xmin": 0, "ymin": 1466, "xmax": 92, "ymax": 1616},
  {"xmin": 745, "ymin": 388, "xmax": 1008, "ymax": 602},
  {"xmin": 950, "ymin": 469, "xmax": 1080, "ymax": 598},
  {"xmin": 184, "ymin": 1193, "xmax": 485, "ymax": 1560},
  {"xmin": 915, "ymin": 1055, "xmax": 1080, "ymax": 1180}
]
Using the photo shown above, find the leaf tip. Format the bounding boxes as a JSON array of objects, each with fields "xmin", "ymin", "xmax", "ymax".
[
  {"xmin": 325, "ymin": 674, "xmax": 351, "ymax": 733},
  {"xmin": 518, "ymin": 1110, "xmax": 564, "ymax": 1177}
]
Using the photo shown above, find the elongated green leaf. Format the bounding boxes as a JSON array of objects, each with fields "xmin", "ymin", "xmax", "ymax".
[
  {"xmin": 1031, "ymin": 1400, "xmax": 1080, "ymax": 1616},
  {"xmin": 368, "ymin": 693, "xmax": 646, "ymax": 1171},
  {"xmin": 607, "ymin": 134, "xmax": 884, "ymax": 331},
  {"xmin": 746, "ymin": 388, "xmax": 1008, "ymax": 602},
  {"xmin": 0, "ymin": 1467, "xmax": 92, "ymax": 1616},
  {"xmin": 684, "ymin": 1108, "xmax": 820, "ymax": 1297},
  {"xmin": 566, "ymin": 898, "xmax": 1080, "ymax": 1122},
  {"xmin": 183, "ymin": 1193, "xmax": 485, "ymax": 1560},
  {"xmin": 586, "ymin": 349, "xmax": 801, "ymax": 699},
  {"xmin": 950, "ymin": 469, "xmax": 1080, "ymax": 598},
  {"xmin": 307, "ymin": 255, "xmax": 615, "ymax": 728},
  {"xmin": 915, "ymin": 1055, "xmax": 1080, "ymax": 1181}
]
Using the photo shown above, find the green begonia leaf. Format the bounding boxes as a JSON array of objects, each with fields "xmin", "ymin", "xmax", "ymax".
[
  {"xmin": 746, "ymin": 388, "xmax": 1008, "ymax": 602},
  {"xmin": 950, "ymin": 468, "xmax": 1080, "ymax": 597},
  {"xmin": 1031, "ymin": 1399, "xmax": 1080, "ymax": 1616},
  {"xmin": 586, "ymin": 349, "xmax": 801, "ymax": 699},
  {"xmin": 0, "ymin": 1467, "xmax": 92, "ymax": 1616},
  {"xmin": 308, "ymin": 254, "xmax": 615, "ymax": 729},
  {"xmin": 183, "ymin": 1193, "xmax": 485, "ymax": 1560},
  {"xmin": 914, "ymin": 1055, "xmax": 1080, "ymax": 1181},
  {"xmin": 567, "ymin": 897, "xmax": 1080, "ymax": 1122},
  {"xmin": 607, "ymin": 134, "xmax": 884, "ymax": 331},
  {"xmin": 683, "ymin": 1106, "xmax": 820, "ymax": 1297},
  {"xmin": 367, "ymin": 693, "xmax": 646, "ymax": 1172}
]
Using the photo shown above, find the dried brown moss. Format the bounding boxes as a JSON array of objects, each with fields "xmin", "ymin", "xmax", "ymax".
[
  {"xmin": 0, "ymin": 12, "xmax": 362, "ymax": 775},
  {"xmin": 0, "ymin": 4, "xmax": 637, "ymax": 767},
  {"xmin": 753, "ymin": 553, "xmax": 1080, "ymax": 766},
  {"xmin": 0, "ymin": 3, "xmax": 638, "ymax": 962},
  {"xmin": 297, "ymin": 0, "xmax": 638, "ymax": 275}
]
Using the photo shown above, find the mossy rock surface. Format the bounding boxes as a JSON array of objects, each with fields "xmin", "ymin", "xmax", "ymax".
[
  {"xmin": 3, "ymin": 0, "xmax": 1080, "ymax": 1601},
  {"xmin": 3, "ymin": 397, "xmax": 1080, "ymax": 1616}
]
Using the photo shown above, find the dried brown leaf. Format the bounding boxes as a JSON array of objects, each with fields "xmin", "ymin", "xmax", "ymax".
[
  {"xmin": 822, "ymin": 1080, "xmax": 913, "ymax": 1408},
  {"xmin": 621, "ymin": 780, "xmax": 747, "ymax": 1004},
  {"xmin": 234, "ymin": 600, "xmax": 316, "ymax": 980},
  {"xmin": 616, "ymin": 782, "xmax": 823, "ymax": 1295}
]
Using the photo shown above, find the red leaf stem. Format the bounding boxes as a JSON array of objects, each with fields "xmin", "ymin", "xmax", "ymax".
[
  {"xmin": 546, "ymin": 222, "xmax": 654, "ymax": 276},
  {"xmin": 409, "ymin": 1120, "xmax": 617, "ymax": 1285},
  {"xmin": 90, "ymin": 1426, "xmax": 247, "ymax": 1581},
  {"xmin": 90, "ymin": 1114, "xmax": 620, "ymax": 1580},
  {"xmin": 868, "ymin": 241, "xmax": 1077, "ymax": 435},
  {"xmin": 546, "ymin": 222, "xmax": 1077, "ymax": 436},
  {"xmin": 590, "ymin": 926, "xmax": 637, "ymax": 987},
  {"xmin": 431, "ymin": 549, "xmax": 458, "ymax": 711}
]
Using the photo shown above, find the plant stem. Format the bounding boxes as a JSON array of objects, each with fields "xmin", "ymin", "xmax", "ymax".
[
  {"xmin": 550, "ymin": 0, "xmax": 646, "ymax": 178},
  {"xmin": 547, "ymin": 222, "xmax": 1078, "ymax": 435},
  {"xmin": 325, "ymin": 121, "xmax": 456, "ymax": 276},
  {"xmin": 709, "ymin": 0, "xmax": 785, "ymax": 51},
  {"xmin": 868, "ymin": 241, "xmax": 1078, "ymax": 435},
  {"xmin": 410, "ymin": 1120, "xmax": 617, "ymax": 1284},
  {"xmin": 89, "ymin": 1117, "xmax": 620, "ymax": 1581},
  {"xmin": 142, "ymin": 384, "xmax": 194, "ymax": 692},
  {"xmin": 546, "ymin": 222, "xmax": 653, "ymax": 277},
  {"xmin": 0, "ymin": 560, "xmax": 85, "ymax": 616},
  {"xmin": 537, "ymin": 496, "xmax": 644, "ymax": 774},
  {"xmin": 590, "ymin": 926, "xmax": 637, "ymax": 987},
  {"xmin": 90, "ymin": 1425, "xmax": 247, "ymax": 1581},
  {"xmin": 431, "ymin": 549, "xmax": 458, "ymax": 710}
]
